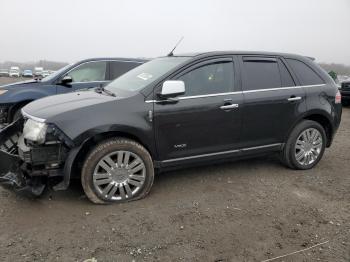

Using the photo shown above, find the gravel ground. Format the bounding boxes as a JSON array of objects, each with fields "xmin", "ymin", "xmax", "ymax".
[{"xmin": 0, "ymin": 77, "xmax": 349, "ymax": 261}]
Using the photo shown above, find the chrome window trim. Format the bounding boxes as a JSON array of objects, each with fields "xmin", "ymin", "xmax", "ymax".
[
  {"xmin": 243, "ymin": 84, "xmax": 325, "ymax": 94},
  {"xmin": 179, "ymin": 91, "xmax": 242, "ymax": 100},
  {"xmin": 145, "ymin": 84, "xmax": 326, "ymax": 103},
  {"xmin": 21, "ymin": 109, "xmax": 46, "ymax": 123},
  {"xmin": 145, "ymin": 91, "xmax": 242, "ymax": 103},
  {"xmin": 161, "ymin": 143, "xmax": 282, "ymax": 163}
]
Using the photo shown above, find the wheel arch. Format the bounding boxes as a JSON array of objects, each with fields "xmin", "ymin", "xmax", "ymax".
[
  {"xmin": 69, "ymin": 130, "xmax": 154, "ymax": 179},
  {"xmin": 286, "ymin": 111, "xmax": 334, "ymax": 147}
]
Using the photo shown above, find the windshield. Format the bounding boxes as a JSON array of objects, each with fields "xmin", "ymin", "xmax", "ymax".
[
  {"xmin": 42, "ymin": 63, "xmax": 72, "ymax": 82},
  {"xmin": 105, "ymin": 57, "xmax": 190, "ymax": 94}
]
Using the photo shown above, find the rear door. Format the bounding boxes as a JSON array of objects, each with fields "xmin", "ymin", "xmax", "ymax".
[
  {"xmin": 239, "ymin": 56, "xmax": 306, "ymax": 148},
  {"xmin": 153, "ymin": 56, "xmax": 243, "ymax": 162},
  {"xmin": 56, "ymin": 61, "xmax": 109, "ymax": 93}
]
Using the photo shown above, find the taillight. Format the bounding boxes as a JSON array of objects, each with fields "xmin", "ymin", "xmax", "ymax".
[{"xmin": 335, "ymin": 90, "xmax": 341, "ymax": 104}]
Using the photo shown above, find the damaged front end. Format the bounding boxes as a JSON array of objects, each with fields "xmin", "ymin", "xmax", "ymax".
[{"xmin": 0, "ymin": 118, "xmax": 73, "ymax": 196}]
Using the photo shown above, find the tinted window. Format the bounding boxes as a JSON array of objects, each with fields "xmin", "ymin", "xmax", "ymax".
[
  {"xmin": 66, "ymin": 61, "xmax": 107, "ymax": 83},
  {"xmin": 106, "ymin": 57, "xmax": 190, "ymax": 94},
  {"xmin": 178, "ymin": 61, "xmax": 234, "ymax": 96},
  {"xmin": 243, "ymin": 59, "xmax": 281, "ymax": 90},
  {"xmin": 286, "ymin": 59, "xmax": 324, "ymax": 85},
  {"xmin": 278, "ymin": 61, "xmax": 295, "ymax": 87},
  {"xmin": 110, "ymin": 61, "xmax": 142, "ymax": 80}
]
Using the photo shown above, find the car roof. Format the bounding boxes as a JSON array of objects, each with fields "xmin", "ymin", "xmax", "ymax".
[
  {"xmin": 171, "ymin": 51, "xmax": 311, "ymax": 60},
  {"xmin": 78, "ymin": 57, "xmax": 150, "ymax": 64}
]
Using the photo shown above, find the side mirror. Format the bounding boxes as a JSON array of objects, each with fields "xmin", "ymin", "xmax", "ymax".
[
  {"xmin": 159, "ymin": 80, "xmax": 185, "ymax": 98},
  {"xmin": 60, "ymin": 75, "xmax": 73, "ymax": 85}
]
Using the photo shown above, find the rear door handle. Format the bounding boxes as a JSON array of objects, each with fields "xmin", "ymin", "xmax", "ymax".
[
  {"xmin": 287, "ymin": 96, "xmax": 302, "ymax": 102},
  {"xmin": 220, "ymin": 104, "xmax": 239, "ymax": 110}
]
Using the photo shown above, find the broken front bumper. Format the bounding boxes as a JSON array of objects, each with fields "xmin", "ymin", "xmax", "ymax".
[
  {"xmin": 0, "ymin": 119, "xmax": 80, "ymax": 196},
  {"xmin": 0, "ymin": 120, "xmax": 47, "ymax": 195},
  {"xmin": 0, "ymin": 120, "xmax": 28, "ymax": 189}
]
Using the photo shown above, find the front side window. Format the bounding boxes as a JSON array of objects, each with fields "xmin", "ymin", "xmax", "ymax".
[
  {"xmin": 243, "ymin": 59, "xmax": 281, "ymax": 91},
  {"xmin": 178, "ymin": 61, "xmax": 234, "ymax": 96},
  {"xmin": 286, "ymin": 59, "xmax": 325, "ymax": 86},
  {"xmin": 66, "ymin": 61, "xmax": 107, "ymax": 83}
]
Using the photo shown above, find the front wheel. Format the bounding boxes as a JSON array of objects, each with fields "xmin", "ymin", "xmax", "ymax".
[
  {"xmin": 81, "ymin": 138, "xmax": 154, "ymax": 204},
  {"xmin": 282, "ymin": 120, "xmax": 326, "ymax": 170}
]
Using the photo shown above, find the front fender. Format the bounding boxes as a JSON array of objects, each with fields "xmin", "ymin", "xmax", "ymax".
[{"xmin": 73, "ymin": 124, "xmax": 156, "ymax": 157}]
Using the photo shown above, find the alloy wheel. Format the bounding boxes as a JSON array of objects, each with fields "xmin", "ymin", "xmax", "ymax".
[
  {"xmin": 93, "ymin": 150, "xmax": 146, "ymax": 201},
  {"xmin": 294, "ymin": 128, "xmax": 323, "ymax": 166}
]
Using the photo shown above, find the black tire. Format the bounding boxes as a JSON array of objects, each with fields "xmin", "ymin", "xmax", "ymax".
[
  {"xmin": 81, "ymin": 138, "xmax": 154, "ymax": 204},
  {"xmin": 281, "ymin": 120, "xmax": 326, "ymax": 170}
]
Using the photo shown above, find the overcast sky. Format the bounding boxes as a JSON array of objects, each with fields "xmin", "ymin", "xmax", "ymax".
[{"xmin": 0, "ymin": 0, "xmax": 349, "ymax": 64}]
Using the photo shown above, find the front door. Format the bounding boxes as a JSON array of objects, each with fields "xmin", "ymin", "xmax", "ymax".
[
  {"xmin": 153, "ymin": 57, "xmax": 243, "ymax": 163},
  {"xmin": 56, "ymin": 60, "xmax": 109, "ymax": 94}
]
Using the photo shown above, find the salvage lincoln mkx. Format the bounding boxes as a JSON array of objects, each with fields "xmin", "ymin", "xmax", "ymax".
[{"xmin": 0, "ymin": 51, "xmax": 342, "ymax": 204}]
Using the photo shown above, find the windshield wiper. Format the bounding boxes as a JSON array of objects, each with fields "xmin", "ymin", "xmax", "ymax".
[{"xmin": 95, "ymin": 86, "xmax": 116, "ymax": 97}]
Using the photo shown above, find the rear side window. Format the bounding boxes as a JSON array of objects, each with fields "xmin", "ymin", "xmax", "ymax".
[
  {"xmin": 109, "ymin": 61, "xmax": 142, "ymax": 80},
  {"xmin": 286, "ymin": 59, "xmax": 324, "ymax": 86},
  {"xmin": 242, "ymin": 58, "xmax": 281, "ymax": 90}
]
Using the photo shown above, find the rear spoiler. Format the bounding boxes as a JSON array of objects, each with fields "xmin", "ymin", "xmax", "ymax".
[{"xmin": 305, "ymin": 56, "xmax": 316, "ymax": 61}]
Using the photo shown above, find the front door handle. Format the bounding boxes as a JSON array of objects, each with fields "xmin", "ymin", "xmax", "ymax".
[
  {"xmin": 220, "ymin": 104, "xmax": 239, "ymax": 110},
  {"xmin": 287, "ymin": 96, "xmax": 302, "ymax": 102}
]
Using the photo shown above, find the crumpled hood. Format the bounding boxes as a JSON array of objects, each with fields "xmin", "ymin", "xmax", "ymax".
[{"xmin": 22, "ymin": 90, "xmax": 119, "ymax": 121}]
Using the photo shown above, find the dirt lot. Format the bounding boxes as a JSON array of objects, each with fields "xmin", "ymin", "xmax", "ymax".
[{"xmin": 0, "ymin": 77, "xmax": 349, "ymax": 261}]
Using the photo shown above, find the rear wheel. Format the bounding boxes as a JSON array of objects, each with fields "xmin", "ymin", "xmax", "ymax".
[
  {"xmin": 81, "ymin": 138, "xmax": 154, "ymax": 204},
  {"xmin": 282, "ymin": 120, "xmax": 326, "ymax": 170}
]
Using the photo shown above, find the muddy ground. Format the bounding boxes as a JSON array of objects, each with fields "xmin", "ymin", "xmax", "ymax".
[{"xmin": 0, "ymin": 77, "xmax": 349, "ymax": 261}]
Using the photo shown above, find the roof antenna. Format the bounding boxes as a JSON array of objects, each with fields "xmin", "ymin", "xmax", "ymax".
[{"xmin": 167, "ymin": 36, "xmax": 184, "ymax": 57}]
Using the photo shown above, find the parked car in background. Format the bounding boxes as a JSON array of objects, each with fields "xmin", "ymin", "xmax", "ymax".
[
  {"xmin": 0, "ymin": 57, "xmax": 147, "ymax": 126},
  {"xmin": 22, "ymin": 69, "xmax": 33, "ymax": 78},
  {"xmin": 9, "ymin": 67, "xmax": 20, "ymax": 77},
  {"xmin": 0, "ymin": 51, "xmax": 342, "ymax": 203},
  {"xmin": 34, "ymin": 67, "xmax": 44, "ymax": 78},
  {"xmin": 0, "ymin": 69, "xmax": 9, "ymax": 77},
  {"xmin": 340, "ymin": 80, "xmax": 350, "ymax": 106},
  {"xmin": 41, "ymin": 70, "xmax": 51, "ymax": 78}
]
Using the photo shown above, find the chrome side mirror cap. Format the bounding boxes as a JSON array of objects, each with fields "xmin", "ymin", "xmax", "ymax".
[{"xmin": 160, "ymin": 80, "xmax": 185, "ymax": 98}]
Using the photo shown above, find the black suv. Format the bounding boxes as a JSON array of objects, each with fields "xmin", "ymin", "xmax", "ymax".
[
  {"xmin": 340, "ymin": 80, "xmax": 350, "ymax": 106},
  {"xmin": 0, "ymin": 51, "xmax": 342, "ymax": 204}
]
